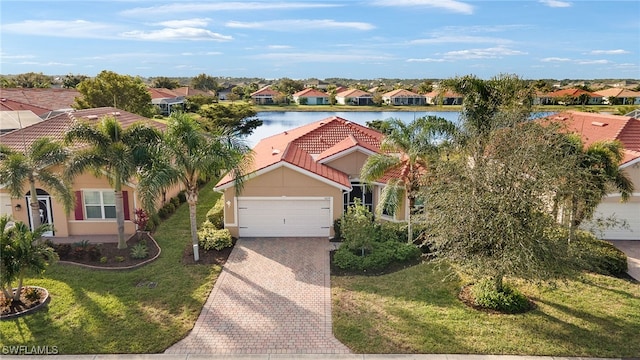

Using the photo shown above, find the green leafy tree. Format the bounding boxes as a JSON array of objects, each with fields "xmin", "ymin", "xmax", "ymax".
[
  {"xmin": 136, "ymin": 112, "xmax": 251, "ymax": 261},
  {"xmin": 13, "ymin": 72, "xmax": 52, "ymax": 88},
  {"xmin": 1, "ymin": 77, "xmax": 17, "ymax": 88},
  {"xmin": 0, "ymin": 139, "xmax": 74, "ymax": 229},
  {"xmin": 0, "ymin": 217, "xmax": 58, "ymax": 302},
  {"xmin": 273, "ymin": 78, "xmax": 304, "ymax": 95},
  {"xmin": 198, "ymin": 103, "xmax": 262, "ymax": 136},
  {"xmin": 74, "ymin": 70, "xmax": 154, "ymax": 117},
  {"xmin": 151, "ymin": 77, "xmax": 180, "ymax": 89},
  {"xmin": 64, "ymin": 116, "xmax": 161, "ymax": 249},
  {"xmin": 417, "ymin": 81, "xmax": 433, "ymax": 94},
  {"xmin": 426, "ymin": 74, "xmax": 578, "ymax": 294},
  {"xmin": 62, "ymin": 73, "xmax": 89, "ymax": 89},
  {"xmin": 341, "ymin": 199, "xmax": 377, "ymax": 256},
  {"xmin": 360, "ymin": 116, "xmax": 456, "ymax": 243},
  {"xmin": 191, "ymin": 73, "xmax": 218, "ymax": 92}
]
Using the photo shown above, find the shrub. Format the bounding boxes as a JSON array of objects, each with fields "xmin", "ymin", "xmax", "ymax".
[
  {"xmin": 24, "ymin": 287, "xmax": 40, "ymax": 302},
  {"xmin": 170, "ymin": 196, "xmax": 180, "ymax": 208},
  {"xmin": 377, "ymin": 221, "xmax": 406, "ymax": 243},
  {"xmin": 177, "ymin": 190, "xmax": 187, "ymax": 204},
  {"xmin": 332, "ymin": 218, "xmax": 342, "ymax": 241},
  {"xmin": 100, "ymin": 256, "xmax": 108, "ymax": 264},
  {"xmin": 333, "ymin": 240, "xmax": 420, "ymax": 272},
  {"xmin": 570, "ymin": 231, "xmax": 628, "ymax": 276},
  {"xmin": 54, "ymin": 243, "xmax": 72, "ymax": 258},
  {"xmin": 163, "ymin": 202, "xmax": 176, "ymax": 214},
  {"xmin": 114, "ymin": 256, "xmax": 125, "ymax": 262},
  {"xmin": 206, "ymin": 198, "xmax": 225, "ymax": 229},
  {"xmin": 471, "ymin": 278, "xmax": 531, "ymax": 314},
  {"xmin": 157, "ymin": 207, "xmax": 169, "ymax": 220},
  {"xmin": 198, "ymin": 227, "xmax": 233, "ymax": 251},
  {"xmin": 133, "ymin": 208, "xmax": 150, "ymax": 231},
  {"xmin": 147, "ymin": 213, "xmax": 161, "ymax": 231},
  {"xmin": 87, "ymin": 245, "xmax": 102, "ymax": 261},
  {"xmin": 341, "ymin": 199, "xmax": 377, "ymax": 254},
  {"xmin": 130, "ymin": 242, "xmax": 149, "ymax": 259}
]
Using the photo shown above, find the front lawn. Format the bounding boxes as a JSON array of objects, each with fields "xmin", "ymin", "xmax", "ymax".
[
  {"xmin": 0, "ymin": 183, "xmax": 222, "ymax": 354},
  {"xmin": 332, "ymin": 262, "xmax": 640, "ymax": 357}
]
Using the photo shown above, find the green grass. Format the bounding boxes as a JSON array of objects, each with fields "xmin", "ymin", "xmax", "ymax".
[
  {"xmin": 332, "ymin": 262, "xmax": 640, "ymax": 357},
  {"xmin": 0, "ymin": 183, "xmax": 222, "ymax": 354}
]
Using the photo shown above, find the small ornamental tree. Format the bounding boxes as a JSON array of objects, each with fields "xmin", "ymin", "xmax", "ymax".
[
  {"xmin": 341, "ymin": 199, "xmax": 377, "ymax": 256},
  {"xmin": 133, "ymin": 208, "xmax": 150, "ymax": 233}
]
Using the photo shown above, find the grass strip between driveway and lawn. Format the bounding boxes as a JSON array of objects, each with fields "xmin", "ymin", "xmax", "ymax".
[
  {"xmin": 0, "ymin": 182, "xmax": 222, "ymax": 354},
  {"xmin": 332, "ymin": 262, "xmax": 640, "ymax": 357}
]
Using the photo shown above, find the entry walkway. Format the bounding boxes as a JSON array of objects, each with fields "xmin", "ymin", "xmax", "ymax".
[
  {"xmin": 164, "ymin": 237, "xmax": 350, "ymax": 355},
  {"xmin": 611, "ymin": 240, "xmax": 640, "ymax": 281}
]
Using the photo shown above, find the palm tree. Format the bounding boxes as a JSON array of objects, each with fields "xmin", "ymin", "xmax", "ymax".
[
  {"xmin": 64, "ymin": 116, "xmax": 161, "ymax": 249},
  {"xmin": 0, "ymin": 138, "xmax": 74, "ymax": 230},
  {"xmin": 0, "ymin": 215, "xmax": 58, "ymax": 302},
  {"xmin": 556, "ymin": 135, "xmax": 634, "ymax": 241},
  {"xmin": 137, "ymin": 112, "xmax": 251, "ymax": 261},
  {"xmin": 360, "ymin": 116, "xmax": 456, "ymax": 243}
]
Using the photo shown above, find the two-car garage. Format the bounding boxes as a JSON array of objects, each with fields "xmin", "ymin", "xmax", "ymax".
[{"xmin": 237, "ymin": 197, "xmax": 332, "ymax": 238}]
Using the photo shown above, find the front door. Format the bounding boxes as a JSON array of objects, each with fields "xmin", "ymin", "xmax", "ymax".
[{"xmin": 25, "ymin": 195, "xmax": 54, "ymax": 237}]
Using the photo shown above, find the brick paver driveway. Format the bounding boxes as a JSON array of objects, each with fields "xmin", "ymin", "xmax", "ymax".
[{"xmin": 165, "ymin": 237, "xmax": 350, "ymax": 355}]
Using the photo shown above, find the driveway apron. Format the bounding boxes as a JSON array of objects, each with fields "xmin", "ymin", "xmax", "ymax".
[{"xmin": 165, "ymin": 237, "xmax": 350, "ymax": 355}]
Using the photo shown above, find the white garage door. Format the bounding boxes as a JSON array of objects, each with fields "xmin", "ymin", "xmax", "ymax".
[
  {"xmin": 238, "ymin": 198, "xmax": 331, "ymax": 237},
  {"xmin": 587, "ymin": 201, "xmax": 640, "ymax": 240},
  {"xmin": 0, "ymin": 194, "xmax": 13, "ymax": 219}
]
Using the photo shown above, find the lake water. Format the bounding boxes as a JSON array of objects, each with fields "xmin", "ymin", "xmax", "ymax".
[{"xmin": 247, "ymin": 111, "xmax": 461, "ymax": 146}]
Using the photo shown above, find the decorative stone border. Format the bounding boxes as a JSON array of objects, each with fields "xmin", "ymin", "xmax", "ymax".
[
  {"xmin": 57, "ymin": 233, "xmax": 162, "ymax": 271},
  {"xmin": 1, "ymin": 286, "xmax": 50, "ymax": 321}
]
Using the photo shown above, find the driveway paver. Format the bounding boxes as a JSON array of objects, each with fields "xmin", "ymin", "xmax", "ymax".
[
  {"xmin": 610, "ymin": 240, "xmax": 640, "ymax": 281},
  {"xmin": 165, "ymin": 237, "xmax": 350, "ymax": 355}
]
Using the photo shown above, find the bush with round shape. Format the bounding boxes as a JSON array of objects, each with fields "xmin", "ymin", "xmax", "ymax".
[
  {"xmin": 206, "ymin": 198, "xmax": 225, "ymax": 230},
  {"xmin": 471, "ymin": 278, "xmax": 531, "ymax": 314},
  {"xmin": 198, "ymin": 227, "xmax": 233, "ymax": 251}
]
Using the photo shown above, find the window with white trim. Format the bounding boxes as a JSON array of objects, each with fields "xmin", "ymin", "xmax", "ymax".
[
  {"xmin": 344, "ymin": 182, "xmax": 373, "ymax": 213},
  {"xmin": 83, "ymin": 190, "xmax": 116, "ymax": 219}
]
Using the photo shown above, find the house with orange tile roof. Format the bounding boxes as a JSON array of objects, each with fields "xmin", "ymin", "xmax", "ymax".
[
  {"xmin": 0, "ymin": 107, "xmax": 181, "ymax": 238},
  {"xmin": 250, "ymin": 86, "xmax": 283, "ymax": 105},
  {"xmin": 214, "ymin": 116, "xmax": 410, "ymax": 238},
  {"xmin": 292, "ymin": 88, "xmax": 329, "ymax": 105},
  {"xmin": 594, "ymin": 88, "xmax": 640, "ymax": 105},
  {"xmin": 335, "ymin": 89, "xmax": 374, "ymax": 105},
  {"xmin": 424, "ymin": 90, "xmax": 463, "ymax": 105},
  {"xmin": 382, "ymin": 89, "xmax": 425, "ymax": 106},
  {"xmin": 545, "ymin": 88, "xmax": 602, "ymax": 105},
  {"xmin": 546, "ymin": 111, "xmax": 640, "ymax": 240}
]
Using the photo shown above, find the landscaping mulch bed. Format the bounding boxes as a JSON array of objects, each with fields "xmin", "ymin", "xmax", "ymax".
[
  {"xmin": 1, "ymin": 286, "xmax": 49, "ymax": 319},
  {"xmin": 181, "ymin": 237, "xmax": 236, "ymax": 266},
  {"xmin": 51, "ymin": 233, "xmax": 159, "ymax": 268}
]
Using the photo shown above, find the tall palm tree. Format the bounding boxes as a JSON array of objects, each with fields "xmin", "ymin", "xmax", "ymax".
[
  {"xmin": 0, "ymin": 138, "xmax": 74, "ymax": 229},
  {"xmin": 64, "ymin": 116, "xmax": 161, "ymax": 249},
  {"xmin": 137, "ymin": 112, "xmax": 251, "ymax": 261},
  {"xmin": 360, "ymin": 116, "xmax": 456, "ymax": 243}
]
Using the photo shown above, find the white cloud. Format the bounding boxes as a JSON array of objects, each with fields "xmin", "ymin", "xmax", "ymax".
[
  {"xmin": 180, "ymin": 51, "xmax": 222, "ymax": 56},
  {"xmin": 406, "ymin": 58, "xmax": 447, "ymax": 62},
  {"xmin": 17, "ymin": 61, "xmax": 74, "ymax": 67},
  {"xmin": 442, "ymin": 46, "xmax": 527, "ymax": 60},
  {"xmin": 156, "ymin": 19, "xmax": 211, "ymax": 28},
  {"xmin": 121, "ymin": 28, "xmax": 232, "ymax": 41},
  {"xmin": 589, "ymin": 49, "xmax": 629, "ymax": 55},
  {"xmin": 577, "ymin": 59, "xmax": 610, "ymax": 65},
  {"xmin": 1, "ymin": 20, "xmax": 119, "ymax": 39},
  {"xmin": 0, "ymin": 53, "xmax": 36, "ymax": 60},
  {"xmin": 371, "ymin": 0, "xmax": 473, "ymax": 15},
  {"xmin": 121, "ymin": 2, "xmax": 341, "ymax": 16},
  {"xmin": 539, "ymin": 0, "xmax": 572, "ymax": 8},
  {"xmin": 541, "ymin": 57, "xmax": 572, "ymax": 62},
  {"xmin": 268, "ymin": 45, "xmax": 293, "ymax": 49},
  {"xmin": 409, "ymin": 35, "xmax": 512, "ymax": 45},
  {"xmin": 226, "ymin": 19, "xmax": 374, "ymax": 31}
]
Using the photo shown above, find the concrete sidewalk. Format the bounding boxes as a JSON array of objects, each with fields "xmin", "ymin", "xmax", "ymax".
[{"xmin": 0, "ymin": 355, "xmax": 627, "ymax": 359}]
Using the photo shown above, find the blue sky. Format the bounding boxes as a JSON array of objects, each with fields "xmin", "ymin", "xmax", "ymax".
[{"xmin": 1, "ymin": 0, "xmax": 639, "ymax": 80}]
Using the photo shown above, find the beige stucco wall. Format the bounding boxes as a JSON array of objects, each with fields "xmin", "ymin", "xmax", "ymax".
[
  {"xmin": 323, "ymin": 150, "xmax": 370, "ymax": 178},
  {"xmin": 221, "ymin": 165, "xmax": 344, "ymax": 237},
  {"xmin": 0, "ymin": 165, "xmax": 183, "ymax": 238}
]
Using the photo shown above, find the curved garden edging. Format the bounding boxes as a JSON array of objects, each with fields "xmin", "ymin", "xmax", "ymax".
[
  {"xmin": 1, "ymin": 286, "xmax": 50, "ymax": 321},
  {"xmin": 57, "ymin": 233, "xmax": 162, "ymax": 271}
]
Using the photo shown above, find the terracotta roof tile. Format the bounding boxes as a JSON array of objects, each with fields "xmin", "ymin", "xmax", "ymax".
[
  {"xmin": 250, "ymin": 86, "xmax": 281, "ymax": 97},
  {"xmin": 0, "ymin": 88, "xmax": 79, "ymax": 111},
  {"xmin": 0, "ymin": 98, "xmax": 52, "ymax": 115},
  {"xmin": 336, "ymin": 89, "xmax": 372, "ymax": 98},
  {"xmin": 0, "ymin": 107, "xmax": 165, "ymax": 152},
  {"xmin": 382, "ymin": 89, "xmax": 421, "ymax": 97},
  {"xmin": 544, "ymin": 110, "xmax": 640, "ymax": 165},
  {"xmin": 293, "ymin": 88, "xmax": 328, "ymax": 97}
]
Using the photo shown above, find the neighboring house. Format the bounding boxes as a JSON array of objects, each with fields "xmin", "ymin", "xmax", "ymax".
[
  {"xmin": 594, "ymin": 88, "xmax": 640, "ymax": 105},
  {"xmin": 292, "ymin": 88, "xmax": 329, "ymax": 105},
  {"xmin": 546, "ymin": 88, "xmax": 602, "ymax": 105},
  {"xmin": 335, "ymin": 89, "xmax": 374, "ymax": 105},
  {"xmin": 424, "ymin": 90, "xmax": 462, "ymax": 105},
  {"xmin": 0, "ymin": 107, "xmax": 178, "ymax": 238},
  {"xmin": 0, "ymin": 110, "xmax": 44, "ymax": 134},
  {"xmin": 382, "ymin": 89, "xmax": 425, "ymax": 106},
  {"xmin": 214, "ymin": 116, "xmax": 410, "ymax": 238},
  {"xmin": 0, "ymin": 88, "xmax": 79, "ymax": 119},
  {"xmin": 547, "ymin": 111, "xmax": 640, "ymax": 240},
  {"xmin": 250, "ymin": 86, "xmax": 282, "ymax": 105},
  {"xmin": 149, "ymin": 88, "xmax": 185, "ymax": 116}
]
